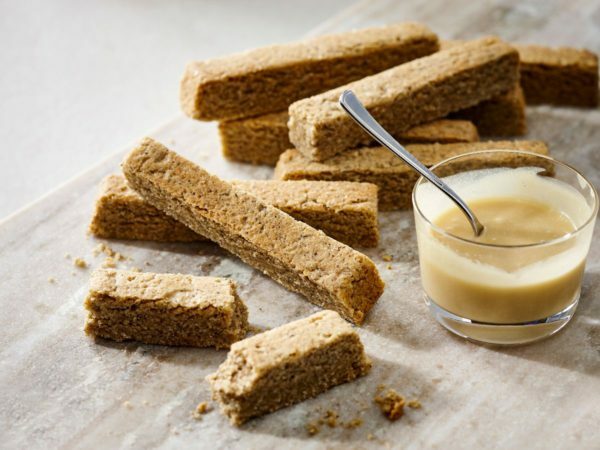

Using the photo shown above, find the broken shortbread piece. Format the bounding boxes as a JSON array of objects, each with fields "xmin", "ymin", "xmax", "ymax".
[
  {"xmin": 375, "ymin": 389, "xmax": 405, "ymax": 421},
  {"xmin": 207, "ymin": 310, "xmax": 371, "ymax": 425},
  {"xmin": 288, "ymin": 37, "xmax": 519, "ymax": 161},
  {"xmin": 84, "ymin": 269, "xmax": 248, "ymax": 348},
  {"xmin": 122, "ymin": 138, "xmax": 384, "ymax": 324},
  {"xmin": 180, "ymin": 23, "xmax": 438, "ymax": 121},
  {"xmin": 90, "ymin": 175, "xmax": 380, "ymax": 248}
]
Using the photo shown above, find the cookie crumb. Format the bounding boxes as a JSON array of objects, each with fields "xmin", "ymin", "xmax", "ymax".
[
  {"xmin": 101, "ymin": 243, "xmax": 114, "ymax": 256},
  {"xmin": 382, "ymin": 254, "xmax": 393, "ymax": 262},
  {"xmin": 144, "ymin": 261, "xmax": 152, "ymax": 267},
  {"xmin": 386, "ymin": 264, "xmax": 393, "ymax": 270},
  {"xmin": 193, "ymin": 401, "xmax": 211, "ymax": 419},
  {"xmin": 367, "ymin": 432, "xmax": 375, "ymax": 440},
  {"xmin": 324, "ymin": 409, "xmax": 338, "ymax": 428},
  {"xmin": 74, "ymin": 258, "xmax": 87, "ymax": 269},
  {"xmin": 408, "ymin": 400, "xmax": 421, "ymax": 409},
  {"xmin": 93, "ymin": 243, "xmax": 126, "ymax": 260},
  {"xmin": 196, "ymin": 402, "xmax": 210, "ymax": 414},
  {"xmin": 47, "ymin": 277, "xmax": 56, "ymax": 283},
  {"xmin": 306, "ymin": 422, "xmax": 320, "ymax": 436},
  {"xmin": 248, "ymin": 324, "xmax": 270, "ymax": 334},
  {"xmin": 343, "ymin": 417, "xmax": 363, "ymax": 429},
  {"xmin": 123, "ymin": 401, "xmax": 133, "ymax": 410},
  {"xmin": 93, "ymin": 244, "xmax": 108, "ymax": 257},
  {"xmin": 102, "ymin": 257, "xmax": 117, "ymax": 268},
  {"xmin": 129, "ymin": 267, "xmax": 142, "ymax": 272},
  {"xmin": 375, "ymin": 389, "xmax": 405, "ymax": 421},
  {"xmin": 64, "ymin": 253, "xmax": 71, "ymax": 259}
]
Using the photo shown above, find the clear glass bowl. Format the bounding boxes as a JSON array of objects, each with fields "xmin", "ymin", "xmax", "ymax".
[{"xmin": 412, "ymin": 150, "xmax": 598, "ymax": 345}]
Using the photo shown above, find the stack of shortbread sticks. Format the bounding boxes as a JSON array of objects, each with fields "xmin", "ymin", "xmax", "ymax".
[{"xmin": 84, "ymin": 23, "xmax": 598, "ymax": 425}]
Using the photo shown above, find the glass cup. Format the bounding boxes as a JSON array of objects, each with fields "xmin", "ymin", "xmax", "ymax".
[{"xmin": 412, "ymin": 150, "xmax": 598, "ymax": 345}]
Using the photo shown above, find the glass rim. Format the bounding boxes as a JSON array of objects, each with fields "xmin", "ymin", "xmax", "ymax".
[{"xmin": 411, "ymin": 149, "xmax": 599, "ymax": 249}]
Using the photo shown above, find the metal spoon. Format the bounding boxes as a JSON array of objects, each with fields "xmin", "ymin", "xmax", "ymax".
[{"xmin": 339, "ymin": 90, "xmax": 485, "ymax": 237}]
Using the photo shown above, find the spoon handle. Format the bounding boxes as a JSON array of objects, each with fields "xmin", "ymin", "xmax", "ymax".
[{"xmin": 339, "ymin": 90, "xmax": 484, "ymax": 237}]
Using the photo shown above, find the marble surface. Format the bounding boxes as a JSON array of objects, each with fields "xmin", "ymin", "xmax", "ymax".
[{"xmin": 1, "ymin": 0, "xmax": 600, "ymax": 449}]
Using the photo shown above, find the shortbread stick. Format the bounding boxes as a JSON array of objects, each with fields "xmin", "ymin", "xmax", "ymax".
[
  {"xmin": 431, "ymin": 42, "xmax": 525, "ymax": 135},
  {"xmin": 398, "ymin": 119, "xmax": 479, "ymax": 144},
  {"xmin": 207, "ymin": 310, "xmax": 371, "ymax": 425},
  {"xmin": 84, "ymin": 269, "xmax": 249, "ymax": 349},
  {"xmin": 90, "ymin": 175, "xmax": 203, "ymax": 242},
  {"xmin": 219, "ymin": 112, "xmax": 293, "ymax": 166},
  {"xmin": 288, "ymin": 37, "xmax": 519, "ymax": 161},
  {"xmin": 515, "ymin": 44, "xmax": 599, "ymax": 107},
  {"xmin": 90, "ymin": 175, "xmax": 380, "ymax": 248},
  {"xmin": 274, "ymin": 141, "xmax": 549, "ymax": 211},
  {"xmin": 181, "ymin": 23, "xmax": 438, "ymax": 121},
  {"xmin": 233, "ymin": 180, "xmax": 380, "ymax": 248},
  {"xmin": 442, "ymin": 39, "xmax": 599, "ymax": 107},
  {"xmin": 219, "ymin": 113, "xmax": 479, "ymax": 166},
  {"xmin": 452, "ymin": 84, "xmax": 527, "ymax": 136},
  {"xmin": 123, "ymin": 138, "xmax": 384, "ymax": 325}
]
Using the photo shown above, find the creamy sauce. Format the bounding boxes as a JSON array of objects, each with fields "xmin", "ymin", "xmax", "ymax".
[
  {"xmin": 416, "ymin": 168, "xmax": 592, "ymax": 324},
  {"xmin": 433, "ymin": 197, "xmax": 576, "ymax": 271},
  {"xmin": 436, "ymin": 197, "xmax": 574, "ymax": 246}
]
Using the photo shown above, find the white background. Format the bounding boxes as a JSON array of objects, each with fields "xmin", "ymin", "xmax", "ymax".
[{"xmin": 0, "ymin": 0, "xmax": 350, "ymax": 219}]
